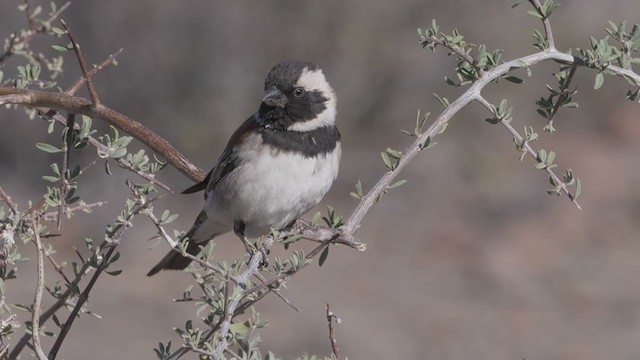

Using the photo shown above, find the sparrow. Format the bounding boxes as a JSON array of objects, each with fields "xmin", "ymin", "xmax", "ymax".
[{"xmin": 147, "ymin": 61, "xmax": 341, "ymax": 276}]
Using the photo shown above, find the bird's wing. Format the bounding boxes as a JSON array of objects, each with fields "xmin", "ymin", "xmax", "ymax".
[{"xmin": 181, "ymin": 114, "xmax": 260, "ymax": 196}]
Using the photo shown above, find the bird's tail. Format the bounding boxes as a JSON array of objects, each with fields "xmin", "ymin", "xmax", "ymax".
[
  {"xmin": 146, "ymin": 240, "xmax": 201, "ymax": 277},
  {"xmin": 147, "ymin": 210, "xmax": 227, "ymax": 277}
]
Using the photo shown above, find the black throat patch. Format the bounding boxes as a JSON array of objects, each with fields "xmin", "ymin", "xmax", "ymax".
[{"xmin": 259, "ymin": 125, "xmax": 341, "ymax": 158}]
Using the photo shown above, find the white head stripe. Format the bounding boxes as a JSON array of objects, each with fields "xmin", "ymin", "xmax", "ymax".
[{"xmin": 288, "ymin": 68, "xmax": 337, "ymax": 131}]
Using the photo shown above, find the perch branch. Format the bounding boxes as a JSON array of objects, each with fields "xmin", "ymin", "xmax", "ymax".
[{"xmin": 0, "ymin": 87, "xmax": 205, "ymax": 183}]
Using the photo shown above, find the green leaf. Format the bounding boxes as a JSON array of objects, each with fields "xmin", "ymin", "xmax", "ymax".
[
  {"xmin": 504, "ymin": 75, "xmax": 523, "ymax": 84},
  {"xmin": 381, "ymin": 152, "xmax": 393, "ymax": 170},
  {"xmin": 111, "ymin": 148, "xmax": 127, "ymax": 159},
  {"xmin": 36, "ymin": 143, "xmax": 62, "ymax": 153},
  {"xmin": 388, "ymin": 179, "xmax": 407, "ymax": 189},
  {"xmin": 319, "ymin": 246, "xmax": 329, "ymax": 267},
  {"xmin": 51, "ymin": 27, "xmax": 65, "ymax": 35},
  {"xmin": 51, "ymin": 44, "xmax": 69, "ymax": 52},
  {"xmin": 594, "ymin": 72, "xmax": 605, "ymax": 89},
  {"xmin": 527, "ymin": 9, "xmax": 543, "ymax": 19},
  {"xmin": 105, "ymin": 269, "xmax": 122, "ymax": 276}
]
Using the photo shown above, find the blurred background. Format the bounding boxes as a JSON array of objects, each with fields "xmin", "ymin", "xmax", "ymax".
[{"xmin": 1, "ymin": 0, "xmax": 640, "ymax": 359}]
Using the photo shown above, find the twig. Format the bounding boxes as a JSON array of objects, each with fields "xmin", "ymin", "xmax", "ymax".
[
  {"xmin": 57, "ymin": 113, "xmax": 75, "ymax": 230},
  {"xmin": 475, "ymin": 95, "xmax": 581, "ymax": 209},
  {"xmin": 28, "ymin": 216, "xmax": 48, "ymax": 360},
  {"xmin": 43, "ymin": 245, "xmax": 72, "ymax": 286},
  {"xmin": 48, "ymin": 245, "xmax": 117, "ymax": 359},
  {"xmin": 0, "ymin": 34, "xmax": 19, "ymax": 64},
  {"xmin": 0, "ymin": 186, "xmax": 18, "ymax": 214},
  {"xmin": 48, "ymin": 198, "xmax": 152, "ymax": 359},
  {"xmin": 253, "ymin": 272, "xmax": 299, "ymax": 312},
  {"xmin": 42, "ymin": 201, "xmax": 106, "ymax": 222},
  {"xmin": 60, "ymin": 20, "xmax": 100, "ymax": 106},
  {"xmin": 48, "ymin": 2, "xmax": 72, "ymax": 25},
  {"xmin": 65, "ymin": 48, "xmax": 123, "ymax": 96},
  {"xmin": 22, "ymin": 0, "xmax": 36, "ymax": 31},
  {"xmin": 7, "ymin": 250, "xmax": 94, "ymax": 360},
  {"xmin": 186, "ymin": 345, "xmax": 217, "ymax": 358},
  {"xmin": 421, "ymin": 35, "xmax": 485, "ymax": 76},
  {"xmin": 548, "ymin": 63, "xmax": 578, "ymax": 123},
  {"xmin": 326, "ymin": 303, "xmax": 341, "ymax": 360},
  {"xmin": 528, "ymin": 0, "xmax": 556, "ymax": 50},
  {"xmin": 0, "ymin": 1, "xmax": 70, "ymax": 64}
]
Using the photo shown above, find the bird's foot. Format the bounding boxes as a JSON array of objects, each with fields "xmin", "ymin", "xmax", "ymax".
[
  {"xmin": 258, "ymin": 247, "xmax": 270, "ymax": 269},
  {"xmin": 241, "ymin": 236, "xmax": 258, "ymax": 256}
]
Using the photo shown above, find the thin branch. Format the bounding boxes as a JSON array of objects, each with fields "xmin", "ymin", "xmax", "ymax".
[
  {"xmin": 421, "ymin": 35, "xmax": 485, "ymax": 76},
  {"xmin": 65, "ymin": 48, "xmax": 123, "ymax": 96},
  {"xmin": 528, "ymin": 0, "xmax": 556, "ymax": 50},
  {"xmin": 475, "ymin": 95, "xmax": 581, "ymax": 209},
  {"xmin": 48, "ymin": 245, "xmax": 117, "ymax": 360},
  {"xmin": 0, "ymin": 34, "xmax": 19, "ymax": 64},
  {"xmin": 22, "ymin": 0, "xmax": 36, "ymax": 31},
  {"xmin": 0, "ymin": 87, "xmax": 205, "ymax": 183},
  {"xmin": 253, "ymin": 272, "xmax": 299, "ymax": 312},
  {"xmin": 57, "ymin": 113, "xmax": 75, "ymax": 230},
  {"xmin": 7, "ymin": 251, "xmax": 93, "ymax": 360},
  {"xmin": 29, "ymin": 216, "xmax": 48, "ymax": 360},
  {"xmin": 47, "ymin": 196, "xmax": 151, "ymax": 360},
  {"xmin": 0, "ymin": 186, "xmax": 18, "ymax": 214},
  {"xmin": 42, "ymin": 201, "xmax": 106, "ymax": 222},
  {"xmin": 326, "ymin": 303, "xmax": 340, "ymax": 360},
  {"xmin": 548, "ymin": 63, "xmax": 578, "ymax": 123},
  {"xmin": 0, "ymin": 1, "xmax": 70, "ymax": 64},
  {"xmin": 60, "ymin": 20, "xmax": 100, "ymax": 106}
]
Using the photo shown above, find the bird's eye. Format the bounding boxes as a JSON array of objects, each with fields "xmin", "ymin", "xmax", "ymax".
[{"xmin": 293, "ymin": 88, "xmax": 305, "ymax": 97}]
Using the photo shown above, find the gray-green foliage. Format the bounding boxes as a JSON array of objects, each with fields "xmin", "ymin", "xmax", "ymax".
[{"xmin": 0, "ymin": 0, "xmax": 638, "ymax": 359}]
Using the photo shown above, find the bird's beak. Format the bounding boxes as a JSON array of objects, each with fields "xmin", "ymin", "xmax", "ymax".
[{"xmin": 262, "ymin": 86, "xmax": 287, "ymax": 108}]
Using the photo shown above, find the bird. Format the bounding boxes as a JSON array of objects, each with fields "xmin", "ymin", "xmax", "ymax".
[{"xmin": 147, "ymin": 61, "xmax": 341, "ymax": 276}]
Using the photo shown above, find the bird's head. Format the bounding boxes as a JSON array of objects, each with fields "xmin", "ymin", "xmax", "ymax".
[{"xmin": 258, "ymin": 61, "xmax": 336, "ymax": 131}]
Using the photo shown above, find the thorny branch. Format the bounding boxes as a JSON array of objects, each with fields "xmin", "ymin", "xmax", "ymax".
[{"xmin": 60, "ymin": 20, "xmax": 101, "ymax": 106}]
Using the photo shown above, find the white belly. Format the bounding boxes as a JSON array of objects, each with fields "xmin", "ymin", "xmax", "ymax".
[{"xmin": 207, "ymin": 139, "xmax": 341, "ymax": 237}]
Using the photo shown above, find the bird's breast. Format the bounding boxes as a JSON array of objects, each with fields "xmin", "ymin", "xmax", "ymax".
[{"xmin": 209, "ymin": 133, "xmax": 341, "ymax": 236}]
